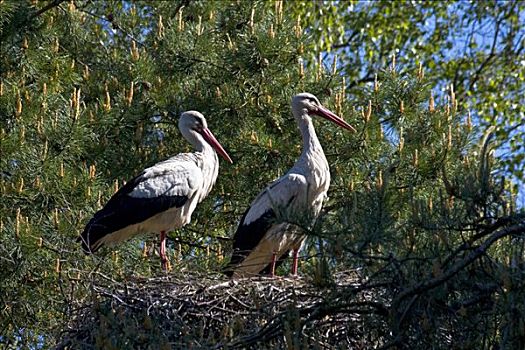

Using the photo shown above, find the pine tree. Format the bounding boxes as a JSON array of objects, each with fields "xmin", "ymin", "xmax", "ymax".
[{"xmin": 0, "ymin": 1, "xmax": 523, "ymax": 348}]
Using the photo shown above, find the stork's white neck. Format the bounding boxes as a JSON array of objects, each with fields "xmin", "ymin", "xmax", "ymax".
[
  {"xmin": 179, "ymin": 128, "xmax": 218, "ymax": 168},
  {"xmin": 180, "ymin": 130, "xmax": 215, "ymax": 164},
  {"xmin": 183, "ymin": 131, "xmax": 206, "ymax": 153},
  {"xmin": 291, "ymin": 110, "xmax": 330, "ymax": 218},
  {"xmin": 295, "ymin": 112, "xmax": 325, "ymax": 160},
  {"xmin": 183, "ymin": 129, "xmax": 219, "ymax": 199}
]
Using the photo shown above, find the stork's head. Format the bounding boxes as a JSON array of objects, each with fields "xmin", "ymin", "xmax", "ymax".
[
  {"xmin": 179, "ymin": 111, "xmax": 233, "ymax": 163},
  {"xmin": 291, "ymin": 93, "xmax": 356, "ymax": 132}
]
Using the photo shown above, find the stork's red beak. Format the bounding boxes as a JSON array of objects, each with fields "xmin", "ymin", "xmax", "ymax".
[
  {"xmin": 313, "ymin": 106, "xmax": 356, "ymax": 132},
  {"xmin": 201, "ymin": 128, "xmax": 233, "ymax": 163}
]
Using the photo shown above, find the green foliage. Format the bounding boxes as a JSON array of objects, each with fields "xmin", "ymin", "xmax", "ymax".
[
  {"xmin": 0, "ymin": 0, "xmax": 523, "ymax": 348},
  {"xmin": 290, "ymin": 0, "xmax": 525, "ymax": 182}
]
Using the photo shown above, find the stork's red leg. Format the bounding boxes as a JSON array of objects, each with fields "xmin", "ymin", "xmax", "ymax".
[
  {"xmin": 270, "ymin": 252, "xmax": 277, "ymax": 277},
  {"xmin": 160, "ymin": 231, "xmax": 168, "ymax": 271},
  {"xmin": 291, "ymin": 249, "xmax": 299, "ymax": 275}
]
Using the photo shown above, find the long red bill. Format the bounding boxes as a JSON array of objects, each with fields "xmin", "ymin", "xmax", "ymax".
[
  {"xmin": 314, "ymin": 106, "xmax": 356, "ymax": 132},
  {"xmin": 200, "ymin": 128, "xmax": 233, "ymax": 163}
]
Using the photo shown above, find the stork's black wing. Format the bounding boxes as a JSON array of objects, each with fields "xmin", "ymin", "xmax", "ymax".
[{"xmin": 79, "ymin": 155, "xmax": 202, "ymax": 253}]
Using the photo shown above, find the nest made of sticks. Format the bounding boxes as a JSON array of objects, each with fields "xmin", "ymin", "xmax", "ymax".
[{"xmin": 58, "ymin": 271, "xmax": 390, "ymax": 349}]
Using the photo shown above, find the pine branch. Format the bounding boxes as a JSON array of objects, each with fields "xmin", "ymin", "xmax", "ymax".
[
  {"xmin": 30, "ymin": 0, "xmax": 67, "ymax": 20},
  {"xmin": 391, "ymin": 219, "xmax": 525, "ymax": 315},
  {"xmin": 440, "ymin": 213, "xmax": 525, "ymax": 270}
]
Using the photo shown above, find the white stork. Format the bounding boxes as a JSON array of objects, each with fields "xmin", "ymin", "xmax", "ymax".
[
  {"xmin": 225, "ymin": 93, "xmax": 355, "ymax": 278},
  {"xmin": 79, "ymin": 111, "xmax": 232, "ymax": 270}
]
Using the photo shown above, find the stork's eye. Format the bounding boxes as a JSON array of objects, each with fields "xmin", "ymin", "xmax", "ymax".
[{"xmin": 194, "ymin": 118, "xmax": 204, "ymax": 130}]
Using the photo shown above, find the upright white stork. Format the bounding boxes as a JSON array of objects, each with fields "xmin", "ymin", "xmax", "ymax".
[
  {"xmin": 79, "ymin": 111, "xmax": 232, "ymax": 270},
  {"xmin": 225, "ymin": 93, "xmax": 355, "ymax": 278}
]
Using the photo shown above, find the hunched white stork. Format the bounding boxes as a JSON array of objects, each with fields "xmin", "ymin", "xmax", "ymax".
[
  {"xmin": 225, "ymin": 93, "xmax": 355, "ymax": 278},
  {"xmin": 79, "ymin": 111, "xmax": 232, "ymax": 270}
]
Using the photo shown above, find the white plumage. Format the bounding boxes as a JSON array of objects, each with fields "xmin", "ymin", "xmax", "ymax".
[
  {"xmin": 80, "ymin": 111, "xmax": 232, "ymax": 270},
  {"xmin": 226, "ymin": 93, "xmax": 355, "ymax": 278}
]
